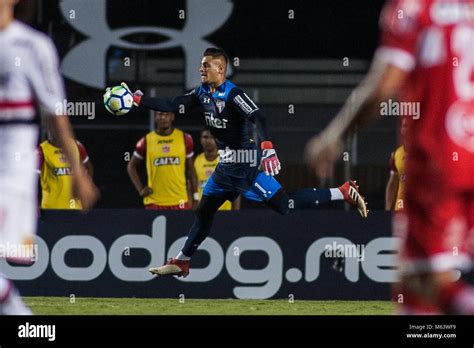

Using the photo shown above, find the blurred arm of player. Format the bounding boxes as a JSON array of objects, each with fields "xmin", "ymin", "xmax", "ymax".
[
  {"xmin": 127, "ymin": 137, "xmax": 152, "ymax": 197},
  {"xmin": 77, "ymin": 141, "xmax": 94, "ymax": 178},
  {"xmin": 305, "ymin": 60, "xmax": 409, "ymax": 178},
  {"xmin": 305, "ymin": 0, "xmax": 421, "ymax": 179},
  {"xmin": 121, "ymin": 82, "xmax": 199, "ymax": 112},
  {"xmin": 385, "ymin": 152, "xmax": 398, "ymax": 211},
  {"xmin": 49, "ymin": 117, "xmax": 99, "ymax": 208},
  {"xmin": 84, "ymin": 159, "xmax": 94, "ymax": 178},
  {"xmin": 30, "ymin": 37, "xmax": 99, "ymax": 209}
]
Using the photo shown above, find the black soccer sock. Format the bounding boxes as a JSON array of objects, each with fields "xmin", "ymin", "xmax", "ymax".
[
  {"xmin": 266, "ymin": 188, "xmax": 332, "ymax": 215},
  {"xmin": 181, "ymin": 195, "xmax": 227, "ymax": 257},
  {"xmin": 289, "ymin": 188, "xmax": 332, "ymax": 209}
]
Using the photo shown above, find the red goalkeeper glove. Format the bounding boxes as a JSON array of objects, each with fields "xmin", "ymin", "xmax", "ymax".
[{"xmin": 261, "ymin": 141, "xmax": 281, "ymax": 176}]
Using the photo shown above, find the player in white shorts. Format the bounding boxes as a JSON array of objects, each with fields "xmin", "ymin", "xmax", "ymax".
[{"xmin": 0, "ymin": 0, "xmax": 99, "ymax": 314}]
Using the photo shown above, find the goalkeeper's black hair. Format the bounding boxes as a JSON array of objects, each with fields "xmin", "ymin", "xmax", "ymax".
[{"xmin": 203, "ymin": 47, "xmax": 229, "ymax": 65}]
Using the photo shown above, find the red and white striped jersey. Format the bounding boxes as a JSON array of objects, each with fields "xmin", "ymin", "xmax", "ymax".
[{"xmin": 0, "ymin": 20, "xmax": 65, "ymax": 122}]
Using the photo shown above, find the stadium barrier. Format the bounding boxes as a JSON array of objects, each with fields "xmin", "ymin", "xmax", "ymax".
[{"xmin": 4, "ymin": 210, "xmax": 398, "ymax": 300}]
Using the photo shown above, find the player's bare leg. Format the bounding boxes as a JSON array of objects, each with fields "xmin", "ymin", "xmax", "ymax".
[
  {"xmin": 0, "ymin": 274, "xmax": 32, "ymax": 315},
  {"xmin": 399, "ymin": 272, "xmax": 474, "ymax": 314}
]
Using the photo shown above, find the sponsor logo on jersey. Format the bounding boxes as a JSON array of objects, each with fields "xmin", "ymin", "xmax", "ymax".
[
  {"xmin": 158, "ymin": 139, "xmax": 173, "ymax": 144},
  {"xmin": 205, "ymin": 113, "xmax": 228, "ymax": 129},
  {"xmin": 153, "ymin": 157, "xmax": 180, "ymax": 166},
  {"xmin": 53, "ymin": 167, "xmax": 73, "ymax": 176}
]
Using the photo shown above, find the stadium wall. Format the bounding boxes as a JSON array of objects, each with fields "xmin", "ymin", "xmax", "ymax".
[{"xmin": 4, "ymin": 210, "xmax": 400, "ymax": 300}]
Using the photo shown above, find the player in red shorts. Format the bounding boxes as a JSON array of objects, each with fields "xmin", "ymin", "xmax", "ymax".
[{"xmin": 306, "ymin": 0, "xmax": 474, "ymax": 314}]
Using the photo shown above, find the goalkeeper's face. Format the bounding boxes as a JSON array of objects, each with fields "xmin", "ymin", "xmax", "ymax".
[{"xmin": 200, "ymin": 56, "xmax": 225, "ymax": 86}]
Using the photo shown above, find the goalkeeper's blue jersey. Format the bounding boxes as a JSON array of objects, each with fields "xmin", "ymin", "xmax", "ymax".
[
  {"xmin": 140, "ymin": 80, "xmax": 268, "ymax": 192},
  {"xmin": 193, "ymin": 80, "xmax": 259, "ymax": 150}
]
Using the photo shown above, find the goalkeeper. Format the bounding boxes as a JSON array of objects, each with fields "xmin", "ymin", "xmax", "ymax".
[{"xmin": 117, "ymin": 48, "xmax": 368, "ymax": 277}]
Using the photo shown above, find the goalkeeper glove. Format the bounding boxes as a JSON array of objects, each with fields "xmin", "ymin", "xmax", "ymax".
[
  {"xmin": 120, "ymin": 82, "xmax": 143, "ymax": 107},
  {"xmin": 261, "ymin": 141, "xmax": 281, "ymax": 176}
]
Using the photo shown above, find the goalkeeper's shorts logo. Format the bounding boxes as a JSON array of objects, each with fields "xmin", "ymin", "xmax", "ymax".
[{"xmin": 59, "ymin": 0, "xmax": 234, "ymax": 90}]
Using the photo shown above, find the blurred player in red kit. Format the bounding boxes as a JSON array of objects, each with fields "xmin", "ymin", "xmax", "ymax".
[{"xmin": 306, "ymin": 0, "xmax": 474, "ymax": 314}]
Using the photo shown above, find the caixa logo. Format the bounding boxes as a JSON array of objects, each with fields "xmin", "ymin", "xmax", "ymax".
[
  {"xmin": 0, "ymin": 216, "xmax": 400, "ymax": 299},
  {"xmin": 59, "ymin": 0, "xmax": 233, "ymax": 89}
]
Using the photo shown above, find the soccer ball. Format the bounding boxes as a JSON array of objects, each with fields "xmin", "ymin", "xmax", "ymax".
[{"xmin": 103, "ymin": 86, "xmax": 134, "ymax": 116}]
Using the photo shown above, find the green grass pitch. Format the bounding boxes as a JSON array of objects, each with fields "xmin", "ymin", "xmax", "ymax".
[{"xmin": 24, "ymin": 297, "xmax": 394, "ymax": 315}]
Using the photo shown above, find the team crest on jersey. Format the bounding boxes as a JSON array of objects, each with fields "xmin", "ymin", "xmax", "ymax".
[
  {"xmin": 216, "ymin": 100, "xmax": 226, "ymax": 113},
  {"xmin": 59, "ymin": 155, "xmax": 67, "ymax": 163},
  {"xmin": 161, "ymin": 145, "xmax": 171, "ymax": 153}
]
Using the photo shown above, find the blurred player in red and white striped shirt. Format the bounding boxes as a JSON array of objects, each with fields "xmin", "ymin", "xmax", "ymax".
[
  {"xmin": 307, "ymin": 0, "xmax": 474, "ymax": 314},
  {"xmin": 0, "ymin": 0, "xmax": 98, "ymax": 314}
]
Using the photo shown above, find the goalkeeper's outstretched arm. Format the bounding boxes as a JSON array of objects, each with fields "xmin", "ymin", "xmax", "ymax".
[
  {"xmin": 139, "ymin": 94, "xmax": 199, "ymax": 113},
  {"xmin": 304, "ymin": 56, "xmax": 410, "ymax": 178},
  {"xmin": 117, "ymin": 82, "xmax": 199, "ymax": 113}
]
